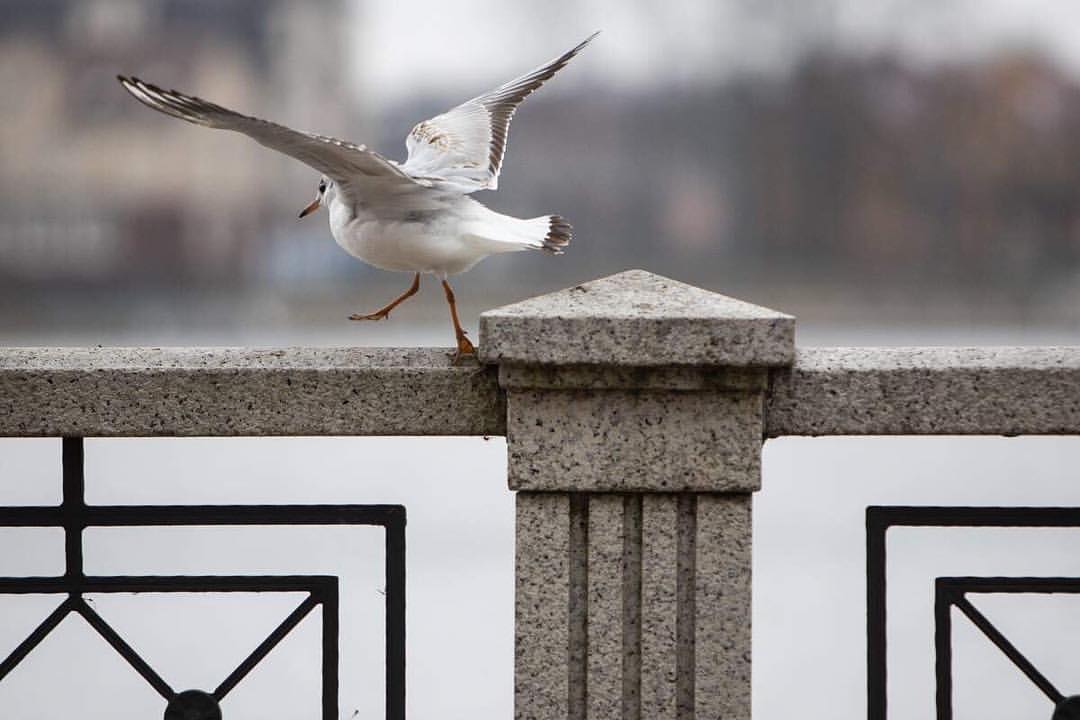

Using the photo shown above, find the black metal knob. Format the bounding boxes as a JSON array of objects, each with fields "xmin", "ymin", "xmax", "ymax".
[
  {"xmin": 164, "ymin": 689, "xmax": 222, "ymax": 720},
  {"xmin": 1053, "ymin": 696, "xmax": 1080, "ymax": 720}
]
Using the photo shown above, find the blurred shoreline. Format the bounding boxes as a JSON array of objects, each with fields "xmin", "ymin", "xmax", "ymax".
[{"xmin": 4, "ymin": 275, "xmax": 1079, "ymax": 347}]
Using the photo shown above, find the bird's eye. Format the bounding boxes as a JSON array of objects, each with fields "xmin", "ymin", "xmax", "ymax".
[{"xmin": 318, "ymin": 180, "xmax": 327, "ymax": 193}]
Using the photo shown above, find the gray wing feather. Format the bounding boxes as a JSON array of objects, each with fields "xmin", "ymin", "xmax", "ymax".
[
  {"xmin": 400, "ymin": 32, "xmax": 598, "ymax": 193},
  {"xmin": 117, "ymin": 76, "xmax": 428, "ymax": 193}
]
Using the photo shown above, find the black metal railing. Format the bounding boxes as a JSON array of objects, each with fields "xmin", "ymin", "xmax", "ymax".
[
  {"xmin": 0, "ymin": 438, "xmax": 406, "ymax": 720},
  {"xmin": 867, "ymin": 506, "xmax": 1080, "ymax": 720}
]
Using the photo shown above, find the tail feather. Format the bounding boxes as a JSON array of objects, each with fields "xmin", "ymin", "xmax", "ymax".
[
  {"xmin": 465, "ymin": 210, "xmax": 573, "ymax": 255},
  {"xmin": 543, "ymin": 215, "xmax": 572, "ymax": 254}
]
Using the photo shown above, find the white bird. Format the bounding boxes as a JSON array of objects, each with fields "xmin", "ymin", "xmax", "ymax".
[{"xmin": 118, "ymin": 33, "xmax": 597, "ymax": 358}]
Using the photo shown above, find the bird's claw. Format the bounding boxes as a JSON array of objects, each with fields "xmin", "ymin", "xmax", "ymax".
[
  {"xmin": 451, "ymin": 349, "xmax": 479, "ymax": 366},
  {"xmin": 349, "ymin": 311, "xmax": 389, "ymax": 321},
  {"xmin": 451, "ymin": 334, "xmax": 477, "ymax": 366}
]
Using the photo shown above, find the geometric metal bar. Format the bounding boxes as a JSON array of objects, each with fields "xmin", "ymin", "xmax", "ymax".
[
  {"xmin": 385, "ymin": 520, "xmax": 405, "ymax": 720},
  {"xmin": 868, "ymin": 507, "xmax": 1080, "ymax": 720},
  {"xmin": 322, "ymin": 580, "xmax": 340, "ymax": 720},
  {"xmin": 0, "ymin": 571, "xmax": 374, "ymax": 720},
  {"xmin": 0, "ymin": 598, "xmax": 73, "ymax": 682},
  {"xmin": 62, "ymin": 438, "xmax": 84, "ymax": 581},
  {"xmin": 866, "ymin": 508, "xmax": 888, "ymax": 720},
  {"xmin": 0, "ymin": 507, "xmax": 61, "ymax": 526},
  {"xmin": 868, "ymin": 506, "xmax": 1080, "ymax": 529},
  {"xmin": 939, "ymin": 577, "xmax": 1080, "ymax": 593},
  {"xmin": 0, "ymin": 577, "xmax": 339, "ymax": 714},
  {"xmin": 74, "ymin": 597, "xmax": 174, "ymax": 699},
  {"xmin": 0, "ymin": 576, "xmax": 339, "ymax": 594},
  {"xmin": 0, "ymin": 505, "xmax": 407, "ymax": 528},
  {"xmin": 951, "ymin": 594, "xmax": 1063, "ymax": 704},
  {"xmin": 0, "ymin": 438, "xmax": 407, "ymax": 720},
  {"xmin": 214, "ymin": 593, "xmax": 321, "ymax": 700},
  {"xmin": 934, "ymin": 580, "xmax": 952, "ymax": 720}
]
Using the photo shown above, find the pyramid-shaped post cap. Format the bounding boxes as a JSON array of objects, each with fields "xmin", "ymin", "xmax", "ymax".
[{"xmin": 479, "ymin": 269, "xmax": 794, "ymax": 366}]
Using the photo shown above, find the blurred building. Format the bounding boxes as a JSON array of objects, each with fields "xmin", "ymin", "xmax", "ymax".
[
  {"xmin": 0, "ymin": 0, "xmax": 350, "ymax": 286},
  {"xmin": 459, "ymin": 49, "xmax": 1080, "ymax": 312},
  {"xmin": 4, "ymin": 2, "xmax": 1080, "ymax": 324}
]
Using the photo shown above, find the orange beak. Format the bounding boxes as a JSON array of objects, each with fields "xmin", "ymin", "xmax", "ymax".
[{"xmin": 298, "ymin": 197, "xmax": 321, "ymax": 219}]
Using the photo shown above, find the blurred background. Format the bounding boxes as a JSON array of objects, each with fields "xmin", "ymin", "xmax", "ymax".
[
  {"xmin": 6, "ymin": 0, "xmax": 1080, "ymax": 342},
  {"xmin": 3, "ymin": 1, "xmax": 1080, "ymax": 719}
]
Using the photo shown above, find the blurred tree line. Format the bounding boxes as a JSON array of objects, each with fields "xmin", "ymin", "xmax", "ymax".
[{"xmin": 469, "ymin": 49, "xmax": 1080, "ymax": 310}]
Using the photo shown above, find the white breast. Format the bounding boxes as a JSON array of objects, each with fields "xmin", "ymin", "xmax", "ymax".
[{"xmin": 326, "ymin": 194, "xmax": 498, "ymax": 276}]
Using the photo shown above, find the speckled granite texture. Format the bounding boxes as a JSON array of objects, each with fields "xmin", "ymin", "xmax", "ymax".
[
  {"xmin": 507, "ymin": 389, "xmax": 763, "ymax": 492},
  {"xmin": 479, "ymin": 269, "xmax": 794, "ymax": 367},
  {"xmin": 499, "ymin": 364, "xmax": 768, "ymax": 392},
  {"xmin": 766, "ymin": 347, "xmax": 1080, "ymax": 436},
  {"xmin": 695, "ymin": 494, "xmax": 752, "ymax": 720},
  {"xmin": 514, "ymin": 493, "xmax": 753, "ymax": 720},
  {"xmin": 587, "ymin": 495, "xmax": 631, "ymax": 719},
  {"xmin": 502, "ymin": 272, "xmax": 768, "ymax": 718},
  {"xmin": 0, "ymin": 347, "xmax": 504, "ymax": 436},
  {"xmin": 640, "ymin": 496, "xmax": 679, "ymax": 718},
  {"xmin": 516, "ymin": 492, "xmax": 571, "ymax": 720}
]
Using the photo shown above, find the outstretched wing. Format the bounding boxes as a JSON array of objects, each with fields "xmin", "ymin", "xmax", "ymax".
[
  {"xmin": 400, "ymin": 32, "xmax": 598, "ymax": 194},
  {"xmin": 117, "ymin": 76, "xmax": 428, "ymax": 193}
]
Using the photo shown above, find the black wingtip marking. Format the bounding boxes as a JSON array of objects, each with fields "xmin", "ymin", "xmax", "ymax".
[{"xmin": 543, "ymin": 215, "xmax": 573, "ymax": 254}]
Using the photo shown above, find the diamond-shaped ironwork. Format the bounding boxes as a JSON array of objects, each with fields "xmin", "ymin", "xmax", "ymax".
[
  {"xmin": 0, "ymin": 438, "xmax": 406, "ymax": 719},
  {"xmin": 867, "ymin": 506, "xmax": 1080, "ymax": 720}
]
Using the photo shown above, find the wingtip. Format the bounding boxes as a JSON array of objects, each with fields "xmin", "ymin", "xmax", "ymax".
[
  {"xmin": 564, "ymin": 31, "xmax": 600, "ymax": 58},
  {"xmin": 117, "ymin": 75, "xmax": 143, "ymax": 91}
]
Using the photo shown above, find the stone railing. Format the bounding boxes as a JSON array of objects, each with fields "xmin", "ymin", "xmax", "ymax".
[{"xmin": 3, "ymin": 269, "xmax": 1079, "ymax": 720}]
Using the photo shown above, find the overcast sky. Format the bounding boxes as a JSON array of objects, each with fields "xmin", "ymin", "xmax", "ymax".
[{"xmin": 349, "ymin": 0, "xmax": 1080, "ymax": 104}]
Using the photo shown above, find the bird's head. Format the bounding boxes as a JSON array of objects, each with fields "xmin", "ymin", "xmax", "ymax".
[{"xmin": 298, "ymin": 176, "xmax": 333, "ymax": 219}]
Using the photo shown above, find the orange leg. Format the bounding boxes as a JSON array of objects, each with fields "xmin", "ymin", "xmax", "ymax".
[
  {"xmin": 441, "ymin": 279, "xmax": 476, "ymax": 356},
  {"xmin": 349, "ymin": 273, "xmax": 420, "ymax": 321}
]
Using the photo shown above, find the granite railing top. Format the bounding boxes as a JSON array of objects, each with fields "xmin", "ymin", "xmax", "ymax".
[
  {"xmin": 782, "ymin": 346, "xmax": 1080, "ymax": 371},
  {"xmin": 2, "ymin": 268, "xmax": 1078, "ymax": 439},
  {"xmin": 766, "ymin": 346, "xmax": 1080, "ymax": 436},
  {"xmin": 0, "ymin": 346, "xmax": 503, "ymax": 437},
  {"xmin": 0, "ymin": 346, "xmax": 469, "ymax": 371},
  {"xmin": 3, "ymin": 344, "xmax": 1079, "ymax": 438}
]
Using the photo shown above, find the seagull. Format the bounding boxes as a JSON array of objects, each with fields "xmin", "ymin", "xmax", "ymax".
[{"xmin": 118, "ymin": 33, "xmax": 597, "ymax": 358}]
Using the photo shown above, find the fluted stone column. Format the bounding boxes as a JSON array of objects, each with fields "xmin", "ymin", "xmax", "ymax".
[{"xmin": 480, "ymin": 270, "xmax": 795, "ymax": 720}]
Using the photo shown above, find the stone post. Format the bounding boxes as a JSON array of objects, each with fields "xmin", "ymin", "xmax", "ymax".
[{"xmin": 480, "ymin": 270, "xmax": 795, "ymax": 720}]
